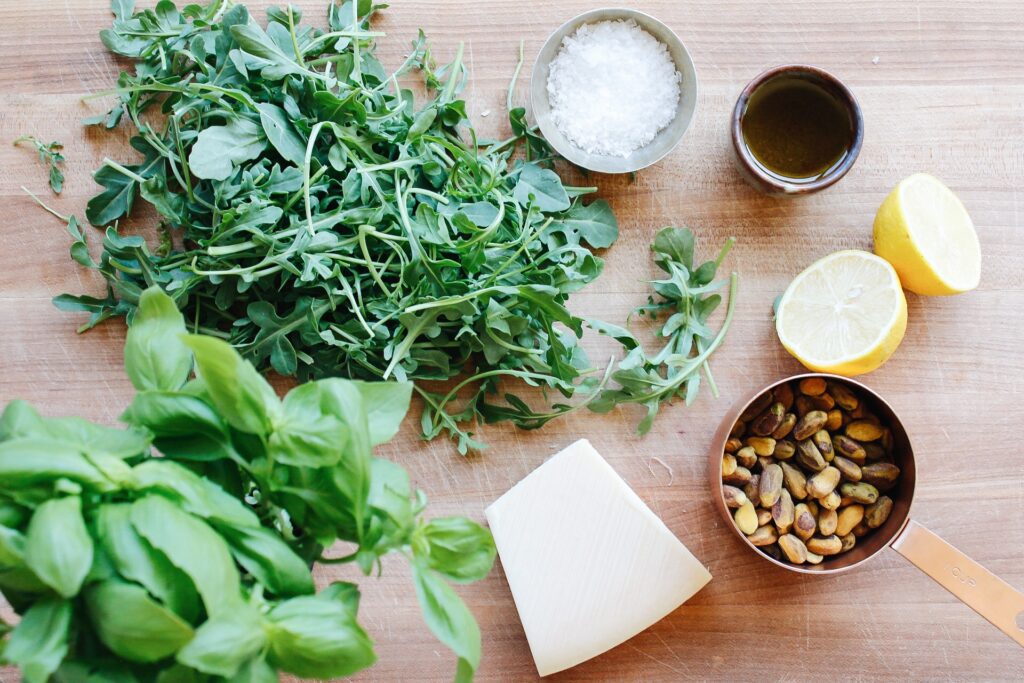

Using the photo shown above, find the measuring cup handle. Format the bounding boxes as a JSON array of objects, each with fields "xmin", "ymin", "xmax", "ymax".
[{"xmin": 891, "ymin": 519, "xmax": 1024, "ymax": 647}]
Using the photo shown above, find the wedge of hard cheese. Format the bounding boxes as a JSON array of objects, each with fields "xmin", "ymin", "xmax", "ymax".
[{"xmin": 485, "ymin": 439, "xmax": 711, "ymax": 676}]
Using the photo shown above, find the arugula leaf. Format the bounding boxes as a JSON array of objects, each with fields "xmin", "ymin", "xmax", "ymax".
[
  {"xmin": 14, "ymin": 136, "xmax": 64, "ymax": 193},
  {"xmin": 256, "ymin": 103, "xmax": 307, "ymax": 166},
  {"xmin": 57, "ymin": 1, "xmax": 621, "ymax": 455},
  {"xmin": 188, "ymin": 118, "xmax": 267, "ymax": 181},
  {"xmin": 546, "ymin": 198, "xmax": 618, "ymax": 248},
  {"xmin": 591, "ymin": 227, "xmax": 738, "ymax": 434},
  {"xmin": 513, "ymin": 163, "xmax": 570, "ymax": 212}
]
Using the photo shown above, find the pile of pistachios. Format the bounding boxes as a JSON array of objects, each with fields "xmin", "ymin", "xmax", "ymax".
[{"xmin": 721, "ymin": 377, "xmax": 901, "ymax": 566}]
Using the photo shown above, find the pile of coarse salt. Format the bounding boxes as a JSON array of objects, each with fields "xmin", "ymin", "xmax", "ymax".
[{"xmin": 546, "ymin": 19, "xmax": 681, "ymax": 158}]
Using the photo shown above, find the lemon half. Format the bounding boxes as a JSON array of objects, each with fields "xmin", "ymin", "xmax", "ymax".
[
  {"xmin": 873, "ymin": 173, "xmax": 981, "ymax": 295},
  {"xmin": 776, "ymin": 250, "xmax": 907, "ymax": 376}
]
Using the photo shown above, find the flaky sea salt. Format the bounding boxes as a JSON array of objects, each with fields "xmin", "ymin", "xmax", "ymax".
[{"xmin": 546, "ymin": 19, "xmax": 681, "ymax": 157}]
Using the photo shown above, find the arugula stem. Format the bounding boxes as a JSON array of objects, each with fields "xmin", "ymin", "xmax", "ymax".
[
  {"xmin": 506, "ymin": 40, "xmax": 524, "ymax": 112},
  {"xmin": 21, "ymin": 186, "xmax": 69, "ymax": 222},
  {"xmin": 102, "ymin": 158, "xmax": 146, "ymax": 184}
]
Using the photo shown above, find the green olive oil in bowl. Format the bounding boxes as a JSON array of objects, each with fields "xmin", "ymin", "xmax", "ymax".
[
  {"xmin": 731, "ymin": 66, "xmax": 863, "ymax": 195},
  {"xmin": 740, "ymin": 76, "xmax": 853, "ymax": 182}
]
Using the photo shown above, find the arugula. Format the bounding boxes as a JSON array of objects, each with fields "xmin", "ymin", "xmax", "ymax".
[
  {"xmin": 56, "ymin": 0, "xmax": 619, "ymax": 454},
  {"xmin": 0, "ymin": 286, "xmax": 495, "ymax": 681},
  {"xmin": 589, "ymin": 227, "xmax": 739, "ymax": 434},
  {"xmin": 14, "ymin": 136, "xmax": 64, "ymax": 193}
]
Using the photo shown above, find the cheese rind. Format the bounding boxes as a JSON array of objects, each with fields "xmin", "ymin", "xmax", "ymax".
[{"xmin": 486, "ymin": 439, "xmax": 711, "ymax": 676}]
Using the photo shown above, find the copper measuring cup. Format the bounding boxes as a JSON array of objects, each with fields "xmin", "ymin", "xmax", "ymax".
[{"xmin": 709, "ymin": 373, "xmax": 1024, "ymax": 647}]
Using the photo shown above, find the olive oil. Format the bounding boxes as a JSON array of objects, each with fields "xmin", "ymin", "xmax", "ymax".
[{"xmin": 740, "ymin": 76, "xmax": 853, "ymax": 182}]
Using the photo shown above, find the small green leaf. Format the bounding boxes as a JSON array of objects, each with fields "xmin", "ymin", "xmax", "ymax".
[
  {"xmin": 547, "ymin": 199, "xmax": 619, "ymax": 248},
  {"xmin": 176, "ymin": 608, "xmax": 268, "ymax": 678},
  {"xmin": 266, "ymin": 381, "xmax": 348, "ymax": 468},
  {"xmin": 95, "ymin": 503, "xmax": 200, "ymax": 622},
  {"xmin": 0, "ymin": 598, "xmax": 71, "ymax": 683},
  {"xmin": 256, "ymin": 103, "xmax": 307, "ymax": 166},
  {"xmin": 120, "ymin": 390, "xmax": 234, "ymax": 462},
  {"xmin": 24, "ymin": 496, "xmax": 93, "ymax": 598},
  {"xmin": 125, "ymin": 287, "xmax": 192, "ymax": 392},
  {"xmin": 218, "ymin": 523, "xmax": 314, "ymax": 597},
  {"xmin": 183, "ymin": 335, "xmax": 280, "ymax": 436},
  {"xmin": 417, "ymin": 517, "xmax": 496, "ymax": 583},
  {"xmin": 188, "ymin": 117, "xmax": 267, "ymax": 181},
  {"xmin": 349, "ymin": 380, "xmax": 413, "ymax": 447},
  {"xmin": 84, "ymin": 579, "xmax": 195, "ymax": 662},
  {"xmin": 412, "ymin": 562, "xmax": 481, "ymax": 679},
  {"xmin": 130, "ymin": 495, "xmax": 241, "ymax": 617},
  {"xmin": 265, "ymin": 589, "xmax": 376, "ymax": 678},
  {"xmin": 0, "ymin": 525, "xmax": 26, "ymax": 567},
  {"xmin": 0, "ymin": 437, "xmax": 130, "ymax": 493},
  {"xmin": 230, "ymin": 22, "xmax": 307, "ymax": 80},
  {"xmin": 513, "ymin": 164, "xmax": 570, "ymax": 212}
]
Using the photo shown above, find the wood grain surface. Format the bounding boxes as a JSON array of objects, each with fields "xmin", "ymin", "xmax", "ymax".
[{"xmin": 2, "ymin": 0, "xmax": 1023, "ymax": 680}]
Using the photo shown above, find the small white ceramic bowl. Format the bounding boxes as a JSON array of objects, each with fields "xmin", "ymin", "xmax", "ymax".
[{"xmin": 530, "ymin": 8, "xmax": 698, "ymax": 174}]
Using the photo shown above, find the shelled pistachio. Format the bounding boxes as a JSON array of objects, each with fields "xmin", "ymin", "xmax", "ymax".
[{"xmin": 721, "ymin": 378, "xmax": 902, "ymax": 566}]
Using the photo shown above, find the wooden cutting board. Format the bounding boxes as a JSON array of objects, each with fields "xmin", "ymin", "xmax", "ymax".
[{"xmin": 1, "ymin": 1, "xmax": 1022, "ymax": 680}]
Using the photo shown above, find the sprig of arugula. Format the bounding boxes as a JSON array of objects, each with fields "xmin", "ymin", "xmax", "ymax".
[
  {"xmin": 55, "ymin": 0, "xmax": 619, "ymax": 454},
  {"xmin": 14, "ymin": 136, "xmax": 65, "ymax": 193},
  {"xmin": 589, "ymin": 227, "xmax": 738, "ymax": 434}
]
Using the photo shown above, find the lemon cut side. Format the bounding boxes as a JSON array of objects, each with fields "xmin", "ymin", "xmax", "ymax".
[
  {"xmin": 873, "ymin": 173, "xmax": 981, "ymax": 295},
  {"xmin": 776, "ymin": 250, "xmax": 907, "ymax": 376}
]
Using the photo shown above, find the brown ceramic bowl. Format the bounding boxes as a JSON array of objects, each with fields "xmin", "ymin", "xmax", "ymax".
[
  {"xmin": 709, "ymin": 373, "xmax": 1024, "ymax": 646},
  {"xmin": 730, "ymin": 65, "xmax": 864, "ymax": 196}
]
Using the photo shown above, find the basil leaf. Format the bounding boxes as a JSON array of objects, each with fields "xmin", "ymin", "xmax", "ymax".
[
  {"xmin": 130, "ymin": 460, "xmax": 260, "ymax": 529},
  {"xmin": 95, "ymin": 503, "xmax": 200, "ymax": 622},
  {"xmin": 265, "ymin": 590, "xmax": 376, "ymax": 678},
  {"xmin": 417, "ymin": 517, "xmax": 496, "ymax": 584},
  {"xmin": 1, "ymin": 400, "xmax": 150, "ymax": 460},
  {"xmin": 218, "ymin": 524, "xmax": 314, "ymax": 597},
  {"xmin": 256, "ymin": 103, "xmax": 307, "ymax": 166},
  {"xmin": 350, "ymin": 380, "xmax": 413, "ymax": 447},
  {"xmin": 176, "ymin": 609, "xmax": 268, "ymax": 677},
  {"xmin": 513, "ymin": 164, "xmax": 570, "ymax": 212},
  {"xmin": 227, "ymin": 657, "xmax": 278, "ymax": 683},
  {"xmin": 120, "ymin": 390, "xmax": 234, "ymax": 462},
  {"xmin": 0, "ymin": 598, "xmax": 71, "ymax": 682},
  {"xmin": 24, "ymin": 497, "xmax": 93, "ymax": 598},
  {"xmin": 0, "ymin": 438, "xmax": 131, "ymax": 496},
  {"xmin": 124, "ymin": 287, "xmax": 192, "ymax": 392},
  {"xmin": 129, "ymin": 495, "xmax": 241, "ymax": 617},
  {"xmin": 367, "ymin": 457, "xmax": 411, "ymax": 525},
  {"xmin": 411, "ymin": 562, "xmax": 481, "ymax": 680},
  {"xmin": 0, "ymin": 524, "xmax": 26, "ymax": 567},
  {"xmin": 267, "ymin": 382, "xmax": 348, "ymax": 467},
  {"xmin": 183, "ymin": 335, "xmax": 280, "ymax": 435},
  {"xmin": 188, "ymin": 118, "xmax": 266, "ymax": 181},
  {"xmin": 84, "ymin": 579, "xmax": 195, "ymax": 662}
]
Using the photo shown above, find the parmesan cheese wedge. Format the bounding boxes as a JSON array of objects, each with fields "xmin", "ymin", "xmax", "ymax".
[{"xmin": 485, "ymin": 439, "xmax": 711, "ymax": 676}]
